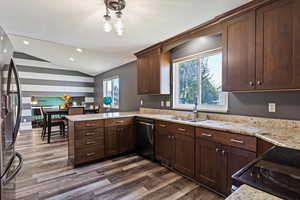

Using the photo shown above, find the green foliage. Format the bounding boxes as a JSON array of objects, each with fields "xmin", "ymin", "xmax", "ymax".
[{"xmin": 178, "ymin": 57, "xmax": 219, "ymax": 105}]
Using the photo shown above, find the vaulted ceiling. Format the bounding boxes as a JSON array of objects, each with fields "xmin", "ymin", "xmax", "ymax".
[{"xmin": 0, "ymin": 0, "xmax": 252, "ymax": 75}]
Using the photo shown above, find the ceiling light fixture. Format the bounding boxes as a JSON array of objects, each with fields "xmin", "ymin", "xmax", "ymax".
[
  {"xmin": 76, "ymin": 48, "xmax": 83, "ymax": 53},
  {"xmin": 103, "ymin": 0, "xmax": 126, "ymax": 36},
  {"xmin": 23, "ymin": 40, "xmax": 30, "ymax": 45}
]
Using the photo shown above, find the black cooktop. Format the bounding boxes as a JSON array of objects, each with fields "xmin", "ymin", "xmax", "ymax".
[{"xmin": 232, "ymin": 147, "xmax": 300, "ymax": 200}]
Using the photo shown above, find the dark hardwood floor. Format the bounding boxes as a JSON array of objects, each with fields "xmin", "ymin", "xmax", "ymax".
[{"xmin": 12, "ymin": 128, "xmax": 224, "ymax": 200}]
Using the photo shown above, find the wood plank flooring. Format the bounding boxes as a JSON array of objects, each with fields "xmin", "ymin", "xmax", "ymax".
[{"xmin": 12, "ymin": 128, "xmax": 224, "ymax": 200}]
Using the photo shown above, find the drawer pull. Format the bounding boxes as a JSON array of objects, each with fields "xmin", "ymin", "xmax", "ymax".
[
  {"xmin": 230, "ymin": 139, "xmax": 244, "ymax": 144},
  {"xmin": 216, "ymin": 148, "xmax": 220, "ymax": 152},
  {"xmin": 85, "ymin": 132, "xmax": 96, "ymax": 136},
  {"xmin": 178, "ymin": 128, "xmax": 186, "ymax": 132},
  {"xmin": 86, "ymin": 141, "xmax": 96, "ymax": 145},
  {"xmin": 86, "ymin": 152, "xmax": 96, "ymax": 157},
  {"xmin": 116, "ymin": 120, "xmax": 124, "ymax": 123},
  {"xmin": 85, "ymin": 123, "xmax": 95, "ymax": 127},
  {"xmin": 159, "ymin": 124, "xmax": 167, "ymax": 128},
  {"xmin": 201, "ymin": 133, "xmax": 212, "ymax": 137}
]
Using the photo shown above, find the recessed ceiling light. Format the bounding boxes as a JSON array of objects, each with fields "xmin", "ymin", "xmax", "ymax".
[
  {"xmin": 69, "ymin": 57, "xmax": 75, "ymax": 62},
  {"xmin": 3, "ymin": 49, "xmax": 7, "ymax": 53},
  {"xmin": 23, "ymin": 40, "xmax": 30, "ymax": 45},
  {"xmin": 76, "ymin": 48, "xmax": 83, "ymax": 53}
]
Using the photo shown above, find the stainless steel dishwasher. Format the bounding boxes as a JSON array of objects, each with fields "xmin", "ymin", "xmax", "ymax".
[{"xmin": 136, "ymin": 118, "xmax": 155, "ymax": 161}]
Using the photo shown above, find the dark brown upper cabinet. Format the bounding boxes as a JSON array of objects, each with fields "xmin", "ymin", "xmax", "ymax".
[
  {"xmin": 222, "ymin": 11, "xmax": 256, "ymax": 91},
  {"xmin": 135, "ymin": 45, "xmax": 170, "ymax": 95},
  {"xmin": 223, "ymin": 0, "xmax": 300, "ymax": 92},
  {"xmin": 256, "ymin": 0, "xmax": 300, "ymax": 90}
]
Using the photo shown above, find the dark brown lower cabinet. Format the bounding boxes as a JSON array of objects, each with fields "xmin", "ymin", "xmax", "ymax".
[
  {"xmin": 119, "ymin": 125, "xmax": 136, "ymax": 154},
  {"xmin": 174, "ymin": 132, "xmax": 195, "ymax": 177},
  {"xmin": 195, "ymin": 138, "xmax": 220, "ymax": 189},
  {"xmin": 105, "ymin": 126, "xmax": 119, "ymax": 157},
  {"xmin": 105, "ymin": 124, "xmax": 136, "ymax": 157},
  {"xmin": 257, "ymin": 138, "xmax": 274, "ymax": 156},
  {"xmin": 227, "ymin": 146, "xmax": 256, "ymax": 194},
  {"xmin": 155, "ymin": 122, "xmax": 174, "ymax": 166},
  {"xmin": 195, "ymin": 128, "xmax": 257, "ymax": 196},
  {"xmin": 155, "ymin": 121, "xmax": 195, "ymax": 177}
]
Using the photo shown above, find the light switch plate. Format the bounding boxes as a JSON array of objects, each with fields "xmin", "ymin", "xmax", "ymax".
[
  {"xmin": 268, "ymin": 103, "xmax": 276, "ymax": 113},
  {"xmin": 161, "ymin": 101, "xmax": 165, "ymax": 107},
  {"xmin": 166, "ymin": 101, "xmax": 171, "ymax": 107}
]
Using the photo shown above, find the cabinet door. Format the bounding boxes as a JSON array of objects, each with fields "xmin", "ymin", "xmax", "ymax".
[
  {"xmin": 257, "ymin": 138, "xmax": 274, "ymax": 156},
  {"xmin": 174, "ymin": 133, "xmax": 195, "ymax": 177},
  {"xmin": 195, "ymin": 138, "xmax": 220, "ymax": 189},
  {"xmin": 137, "ymin": 56, "xmax": 149, "ymax": 94},
  {"xmin": 148, "ymin": 52, "xmax": 161, "ymax": 94},
  {"xmin": 105, "ymin": 127, "xmax": 119, "ymax": 157},
  {"xmin": 222, "ymin": 11, "xmax": 256, "ymax": 91},
  {"xmin": 155, "ymin": 127, "xmax": 173, "ymax": 166},
  {"xmin": 119, "ymin": 125, "xmax": 136, "ymax": 154},
  {"xmin": 256, "ymin": 0, "xmax": 300, "ymax": 90},
  {"xmin": 227, "ymin": 146, "xmax": 256, "ymax": 194}
]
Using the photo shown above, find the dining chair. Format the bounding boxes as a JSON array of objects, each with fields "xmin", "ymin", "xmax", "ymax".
[{"xmin": 41, "ymin": 107, "xmax": 66, "ymax": 141}]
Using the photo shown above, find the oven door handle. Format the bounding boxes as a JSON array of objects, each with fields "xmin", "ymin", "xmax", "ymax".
[{"xmin": 137, "ymin": 121, "xmax": 154, "ymax": 130}]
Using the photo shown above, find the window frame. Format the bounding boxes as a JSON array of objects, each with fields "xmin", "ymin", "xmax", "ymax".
[
  {"xmin": 172, "ymin": 48, "xmax": 228, "ymax": 113},
  {"xmin": 102, "ymin": 75, "xmax": 120, "ymax": 109}
]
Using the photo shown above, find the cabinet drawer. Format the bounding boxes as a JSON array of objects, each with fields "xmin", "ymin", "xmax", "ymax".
[
  {"xmin": 170, "ymin": 123, "xmax": 195, "ymax": 137},
  {"xmin": 75, "ymin": 146, "xmax": 105, "ymax": 165},
  {"xmin": 156, "ymin": 121, "xmax": 173, "ymax": 131},
  {"xmin": 75, "ymin": 120, "xmax": 104, "ymax": 130},
  {"xmin": 227, "ymin": 133, "xmax": 256, "ymax": 152},
  {"xmin": 75, "ymin": 135, "xmax": 104, "ymax": 149},
  {"xmin": 76, "ymin": 128, "xmax": 104, "ymax": 139},
  {"xmin": 196, "ymin": 128, "xmax": 257, "ymax": 152},
  {"xmin": 105, "ymin": 117, "xmax": 134, "ymax": 127}
]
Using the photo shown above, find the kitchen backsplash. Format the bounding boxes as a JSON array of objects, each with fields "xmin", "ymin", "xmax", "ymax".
[{"xmin": 140, "ymin": 107, "xmax": 300, "ymax": 129}]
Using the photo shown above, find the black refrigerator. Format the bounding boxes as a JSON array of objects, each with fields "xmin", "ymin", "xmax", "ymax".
[{"xmin": 0, "ymin": 26, "xmax": 23, "ymax": 200}]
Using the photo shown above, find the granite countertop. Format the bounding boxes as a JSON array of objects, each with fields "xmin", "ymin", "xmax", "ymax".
[
  {"xmin": 66, "ymin": 112, "xmax": 300, "ymax": 151},
  {"xmin": 226, "ymin": 185, "xmax": 282, "ymax": 200}
]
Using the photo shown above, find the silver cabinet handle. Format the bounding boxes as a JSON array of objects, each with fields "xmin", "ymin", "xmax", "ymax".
[
  {"xmin": 201, "ymin": 133, "xmax": 212, "ymax": 137},
  {"xmin": 116, "ymin": 120, "xmax": 124, "ymax": 123},
  {"xmin": 85, "ymin": 132, "xmax": 96, "ymax": 136},
  {"xmin": 178, "ymin": 128, "xmax": 186, "ymax": 132},
  {"xmin": 159, "ymin": 124, "xmax": 167, "ymax": 128},
  {"xmin": 257, "ymin": 81, "xmax": 262, "ymax": 85},
  {"xmin": 249, "ymin": 81, "xmax": 254, "ymax": 86},
  {"xmin": 168, "ymin": 135, "xmax": 171, "ymax": 139},
  {"xmin": 86, "ymin": 152, "xmax": 96, "ymax": 157},
  {"xmin": 85, "ymin": 123, "xmax": 95, "ymax": 127},
  {"xmin": 86, "ymin": 141, "xmax": 96, "ymax": 145},
  {"xmin": 216, "ymin": 148, "xmax": 220, "ymax": 152},
  {"xmin": 230, "ymin": 139, "xmax": 244, "ymax": 144},
  {"xmin": 222, "ymin": 150, "xmax": 226, "ymax": 155}
]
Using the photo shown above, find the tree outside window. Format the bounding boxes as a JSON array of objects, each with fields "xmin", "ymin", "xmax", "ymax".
[{"xmin": 173, "ymin": 49, "xmax": 228, "ymax": 112}]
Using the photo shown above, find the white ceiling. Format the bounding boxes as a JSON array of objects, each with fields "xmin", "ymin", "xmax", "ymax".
[{"xmin": 0, "ymin": 0, "xmax": 252, "ymax": 75}]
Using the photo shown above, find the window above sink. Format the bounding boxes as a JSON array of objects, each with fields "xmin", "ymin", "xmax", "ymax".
[{"xmin": 172, "ymin": 48, "xmax": 228, "ymax": 113}]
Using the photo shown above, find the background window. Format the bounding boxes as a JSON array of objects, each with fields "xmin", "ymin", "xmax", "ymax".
[
  {"xmin": 103, "ymin": 76, "xmax": 119, "ymax": 109},
  {"xmin": 173, "ymin": 49, "xmax": 228, "ymax": 112}
]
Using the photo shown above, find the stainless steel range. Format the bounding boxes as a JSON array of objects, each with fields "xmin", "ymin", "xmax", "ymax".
[{"xmin": 232, "ymin": 146, "xmax": 300, "ymax": 200}]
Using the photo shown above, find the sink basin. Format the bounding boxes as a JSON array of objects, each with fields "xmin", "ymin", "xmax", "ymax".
[{"xmin": 169, "ymin": 116, "xmax": 204, "ymax": 123}]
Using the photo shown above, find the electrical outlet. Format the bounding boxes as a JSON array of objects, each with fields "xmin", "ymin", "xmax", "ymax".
[
  {"xmin": 268, "ymin": 103, "xmax": 276, "ymax": 113},
  {"xmin": 166, "ymin": 101, "xmax": 171, "ymax": 107},
  {"xmin": 161, "ymin": 101, "xmax": 165, "ymax": 107},
  {"xmin": 140, "ymin": 99, "xmax": 143, "ymax": 106}
]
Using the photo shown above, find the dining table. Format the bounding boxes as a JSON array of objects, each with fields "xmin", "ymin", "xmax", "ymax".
[{"xmin": 44, "ymin": 107, "xmax": 99, "ymax": 143}]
